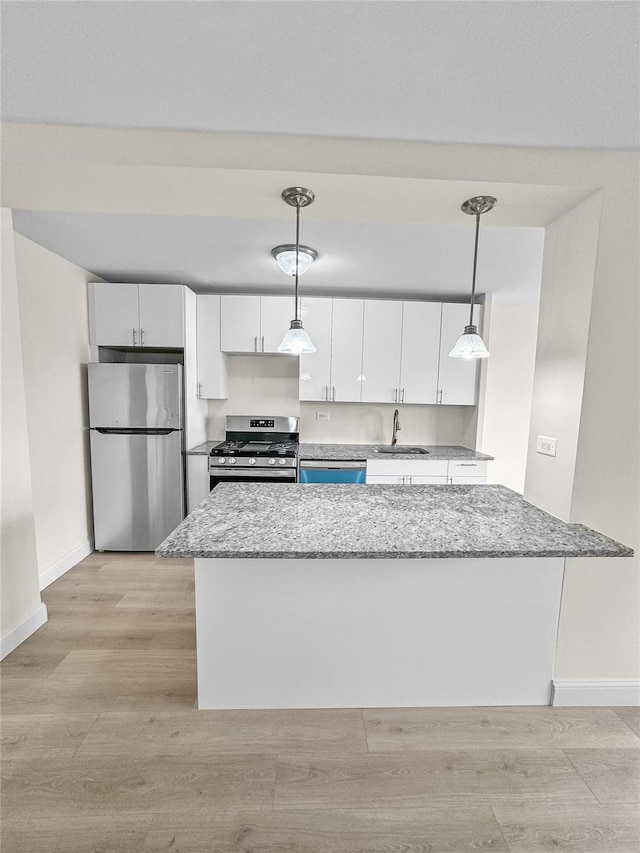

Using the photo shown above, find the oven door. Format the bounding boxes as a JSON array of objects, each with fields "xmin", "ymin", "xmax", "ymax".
[{"xmin": 209, "ymin": 466, "xmax": 297, "ymax": 490}]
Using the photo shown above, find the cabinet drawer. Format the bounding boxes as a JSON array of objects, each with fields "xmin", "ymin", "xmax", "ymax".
[
  {"xmin": 366, "ymin": 459, "xmax": 449, "ymax": 477},
  {"xmin": 448, "ymin": 460, "xmax": 488, "ymax": 477}
]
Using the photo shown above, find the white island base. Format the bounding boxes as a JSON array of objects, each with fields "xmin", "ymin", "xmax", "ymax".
[{"xmin": 194, "ymin": 555, "xmax": 565, "ymax": 709}]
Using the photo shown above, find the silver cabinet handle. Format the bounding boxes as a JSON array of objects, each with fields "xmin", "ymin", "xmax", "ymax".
[
  {"xmin": 198, "ymin": 382, "xmax": 202, "ymax": 398},
  {"xmin": 261, "ymin": 336, "xmax": 265, "ymax": 352},
  {"xmin": 401, "ymin": 388, "xmax": 405, "ymax": 403},
  {"xmin": 254, "ymin": 336, "xmax": 258, "ymax": 352},
  {"xmin": 132, "ymin": 328, "xmax": 137, "ymax": 345},
  {"xmin": 393, "ymin": 388, "xmax": 398, "ymax": 403},
  {"xmin": 323, "ymin": 385, "xmax": 328, "ymax": 402},
  {"xmin": 331, "ymin": 386, "xmax": 336, "ymax": 401},
  {"xmin": 458, "ymin": 463, "xmax": 477, "ymax": 467},
  {"xmin": 140, "ymin": 328, "xmax": 144, "ymax": 346},
  {"xmin": 438, "ymin": 389, "xmax": 443, "ymax": 404}
]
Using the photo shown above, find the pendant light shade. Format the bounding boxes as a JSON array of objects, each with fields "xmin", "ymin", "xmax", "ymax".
[
  {"xmin": 271, "ymin": 244, "xmax": 317, "ymax": 276},
  {"xmin": 276, "ymin": 187, "xmax": 317, "ymax": 355},
  {"xmin": 449, "ymin": 195, "xmax": 495, "ymax": 360},
  {"xmin": 278, "ymin": 319, "xmax": 317, "ymax": 354}
]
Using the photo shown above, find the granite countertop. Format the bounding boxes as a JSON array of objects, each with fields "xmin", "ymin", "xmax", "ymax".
[
  {"xmin": 298, "ymin": 443, "xmax": 493, "ymax": 461},
  {"xmin": 156, "ymin": 483, "xmax": 632, "ymax": 560},
  {"xmin": 186, "ymin": 442, "xmax": 493, "ymax": 461}
]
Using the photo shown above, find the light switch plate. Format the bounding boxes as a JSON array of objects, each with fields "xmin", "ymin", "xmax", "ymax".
[
  {"xmin": 537, "ymin": 435, "xmax": 557, "ymax": 456},
  {"xmin": 316, "ymin": 411, "xmax": 330, "ymax": 421}
]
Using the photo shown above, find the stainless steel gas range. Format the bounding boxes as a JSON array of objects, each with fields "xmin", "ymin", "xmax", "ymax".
[{"xmin": 208, "ymin": 416, "xmax": 299, "ymax": 489}]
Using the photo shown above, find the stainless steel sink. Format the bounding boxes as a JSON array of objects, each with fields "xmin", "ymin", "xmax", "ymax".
[{"xmin": 375, "ymin": 446, "xmax": 429, "ymax": 454}]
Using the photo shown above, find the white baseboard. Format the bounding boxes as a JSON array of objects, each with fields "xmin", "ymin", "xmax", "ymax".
[
  {"xmin": 39, "ymin": 537, "xmax": 94, "ymax": 590},
  {"xmin": 553, "ymin": 679, "xmax": 640, "ymax": 706},
  {"xmin": 1, "ymin": 601, "xmax": 48, "ymax": 660}
]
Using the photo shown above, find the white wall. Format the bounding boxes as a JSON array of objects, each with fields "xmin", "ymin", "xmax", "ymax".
[
  {"xmin": 524, "ymin": 193, "xmax": 602, "ymax": 521},
  {"xmin": 0, "ymin": 210, "xmax": 46, "ymax": 657},
  {"xmin": 205, "ymin": 354, "xmax": 474, "ymax": 447},
  {"xmin": 14, "ymin": 234, "xmax": 96, "ymax": 588},
  {"xmin": 479, "ymin": 300, "xmax": 540, "ymax": 493}
]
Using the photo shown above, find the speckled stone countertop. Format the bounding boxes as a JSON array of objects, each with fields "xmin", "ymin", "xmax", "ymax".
[
  {"xmin": 298, "ymin": 444, "xmax": 493, "ymax": 461},
  {"xmin": 186, "ymin": 442, "xmax": 493, "ymax": 461},
  {"xmin": 156, "ymin": 483, "xmax": 632, "ymax": 560}
]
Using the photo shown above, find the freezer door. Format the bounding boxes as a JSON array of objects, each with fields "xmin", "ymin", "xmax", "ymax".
[
  {"xmin": 90, "ymin": 429, "xmax": 184, "ymax": 551},
  {"xmin": 88, "ymin": 363, "xmax": 182, "ymax": 429}
]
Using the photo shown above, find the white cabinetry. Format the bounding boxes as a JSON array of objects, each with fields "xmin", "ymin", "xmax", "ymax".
[
  {"xmin": 90, "ymin": 283, "xmax": 184, "ymax": 347},
  {"xmin": 300, "ymin": 298, "xmax": 365, "ymax": 402},
  {"xmin": 399, "ymin": 301, "xmax": 442, "ymax": 404},
  {"xmin": 187, "ymin": 456, "xmax": 211, "ymax": 513},
  {"xmin": 299, "ymin": 297, "xmax": 333, "ymax": 402},
  {"xmin": 330, "ymin": 299, "xmax": 365, "ymax": 402},
  {"xmin": 220, "ymin": 295, "xmax": 292, "ymax": 353},
  {"xmin": 366, "ymin": 458, "xmax": 487, "ymax": 485},
  {"xmin": 436, "ymin": 303, "xmax": 482, "ymax": 406},
  {"xmin": 361, "ymin": 300, "xmax": 403, "ymax": 403},
  {"xmin": 196, "ymin": 295, "xmax": 228, "ymax": 399}
]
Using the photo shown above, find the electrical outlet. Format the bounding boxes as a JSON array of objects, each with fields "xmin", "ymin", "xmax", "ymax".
[
  {"xmin": 537, "ymin": 435, "xmax": 557, "ymax": 457},
  {"xmin": 316, "ymin": 411, "xmax": 330, "ymax": 421}
]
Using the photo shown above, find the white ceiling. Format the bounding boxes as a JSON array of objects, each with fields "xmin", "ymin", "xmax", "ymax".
[
  {"xmin": 3, "ymin": 1, "xmax": 636, "ymax": 300},
  {"xmin": 2, "ymin": 1, "xmax": 638, "ymax": 149}
]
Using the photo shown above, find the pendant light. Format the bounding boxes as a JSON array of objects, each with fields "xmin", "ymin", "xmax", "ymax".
[
  {"xmin": 271, "ymin": 244, "xmax": 317, "ymax": 277},
  {"xmin": 277, "ymin": 187, "xmax": 317, "ymax": 355},
  {"xmin": 449, "ymin": 195, "xmax": 495, "ymax": 359}
]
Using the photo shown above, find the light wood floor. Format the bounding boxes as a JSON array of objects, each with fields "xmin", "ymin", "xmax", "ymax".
[{"xmin": 2, "ymin": 552, "xmax": 639, "ymax": 852}]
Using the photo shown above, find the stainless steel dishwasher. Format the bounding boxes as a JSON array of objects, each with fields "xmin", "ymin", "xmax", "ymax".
[{"xmin": 299, "ymin": 459, "xmax": 367, "ymax": 484}]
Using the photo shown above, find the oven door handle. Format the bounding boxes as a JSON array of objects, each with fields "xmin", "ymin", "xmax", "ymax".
[{"xmin": 208, "ymin": 467, "xmax": 296, "ymax": 479}]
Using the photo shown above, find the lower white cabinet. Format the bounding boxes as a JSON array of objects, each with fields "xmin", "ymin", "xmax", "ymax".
[
  {"xmin": 187, "ymin": 456, "xmax": 211, "ymax": 513},
  {"xmin": 366, "ymin": 458, "xmax": 487, "ymax": 484}
]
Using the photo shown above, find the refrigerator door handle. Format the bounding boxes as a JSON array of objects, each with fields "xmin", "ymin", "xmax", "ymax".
[{"xmin": 94, "ymin": 427, "xmax": 177, "ymax": 436}]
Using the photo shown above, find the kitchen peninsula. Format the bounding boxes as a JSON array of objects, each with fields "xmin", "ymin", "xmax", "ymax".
[{"xmin": 157, "ymin": 483, "xmax": 632, "ymax": 710}]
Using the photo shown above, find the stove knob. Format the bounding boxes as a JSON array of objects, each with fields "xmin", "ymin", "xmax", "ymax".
[
  {"xmin": 217, "ymin": 457, "xmax": 226, "ymax": 464},
  {"xmin": 228, "ymin": 457, "xmax": 237, "ymax": 465},
  {"xmin": 278, "ymin": 458, "xmax": 287, "ymax": 466},
  {"xmin": 269, "ymin": 458, "xmax": 277, "ymax": 465},
  {"xmin": 248, "ymin": 458, "xmax": 256, "ymax": 465}
]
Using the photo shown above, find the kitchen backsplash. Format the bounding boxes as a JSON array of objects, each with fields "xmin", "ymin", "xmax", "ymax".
[{"xmin": 205, "ymin": 354, "xmax": 477, "ymax": 446}]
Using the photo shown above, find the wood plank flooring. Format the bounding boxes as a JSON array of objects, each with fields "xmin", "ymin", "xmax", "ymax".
[{"xmin": 2, "ymin": 552, "xmax": 639, "ymax": 852}]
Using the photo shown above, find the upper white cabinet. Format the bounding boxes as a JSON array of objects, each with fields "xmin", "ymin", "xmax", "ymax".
[
  {"xmin": 331, "ymin": 299, "xmax": 365, "ymax": 402},
  {"xmin": 437, "ymin": 303, "xmax": 483, "ymax": 406},
  {"xmin": 89, "ymin": 283, "xmax": 184, "ymax": 347},
  {"xmin": 220, "ymin": 295, "xmax": 292, "ymax": 353},
  {"xmin": 400, "ymin": 301, "xmax": 442, "ymax": 404},
  {"xmin": 196, "ymin": 295, "xmax": 228, "ymax": 400},
  {"xmin": 299, "ymin": 297, "xmax": 333, "ymax": 402},
  {"xmin": 299, "ymin": 298, "xmax": 364, "ymax": 402},
  {"xmin": 361, "ymin": 300, "xmax": 403, "ymax": 404}
]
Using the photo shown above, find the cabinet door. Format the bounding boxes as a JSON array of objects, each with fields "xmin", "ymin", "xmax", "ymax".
[
  {"xmin": 299, "ymin": 297, "xmax": 333, "ymax": 401},
  {"xmin": 330, "ymin": 299, "xmax": 364, "ymax": 402},
  {"xmin": 196, "ymin": 295, "xmax": 228, "ymax": 399},
  {"xmin": 91, "ymin": 283, "xmax": 140, "ymax": 346},
  {"xmin": 187, "ymin": 455, "xmax": 211, "ymax": 513},
  {"xmin": 361, "ymin": 300, "xmax": 403, "ymax": 403},
  {"xmin": 138, "ymin": 284, "xmax": 184, "ymax": 347},
  {"xmin": 220, "ymin": 295, "xmax": 261, "ymax": 352},
  {"xmin": 437, "ymin": 303, "xmax": 482, "ymax": 405},
  {"xmin": 260, "ymin": 296, "xmax": 293, "ymax": 353},
  {"xmin": 400, "ymin": 301, "xmax": 441, "ymax": 404}
]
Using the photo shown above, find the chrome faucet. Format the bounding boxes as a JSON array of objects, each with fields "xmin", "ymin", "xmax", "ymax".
[{"xmin": 391, "ymin": 408, "xmax": 401, "ymax": 446}]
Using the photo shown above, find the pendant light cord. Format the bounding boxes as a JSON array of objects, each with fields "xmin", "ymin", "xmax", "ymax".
[
  {"xmin": 469, "ymin": 211, "xmax": 480, "ymax": 328},
  {"xmin": 294, "ymin": 202, "xmax": 300, "ymax": 322}
]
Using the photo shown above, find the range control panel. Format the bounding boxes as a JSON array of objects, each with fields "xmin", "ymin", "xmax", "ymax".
[{"xmin": 249, "ymin": 419, "xmax": 274, "ymax": 428}]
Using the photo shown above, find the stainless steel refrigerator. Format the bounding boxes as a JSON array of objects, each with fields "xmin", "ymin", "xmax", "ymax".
[{"xmin": 88, "ymin": 363, "xmax": 185, "ymax": 551}]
